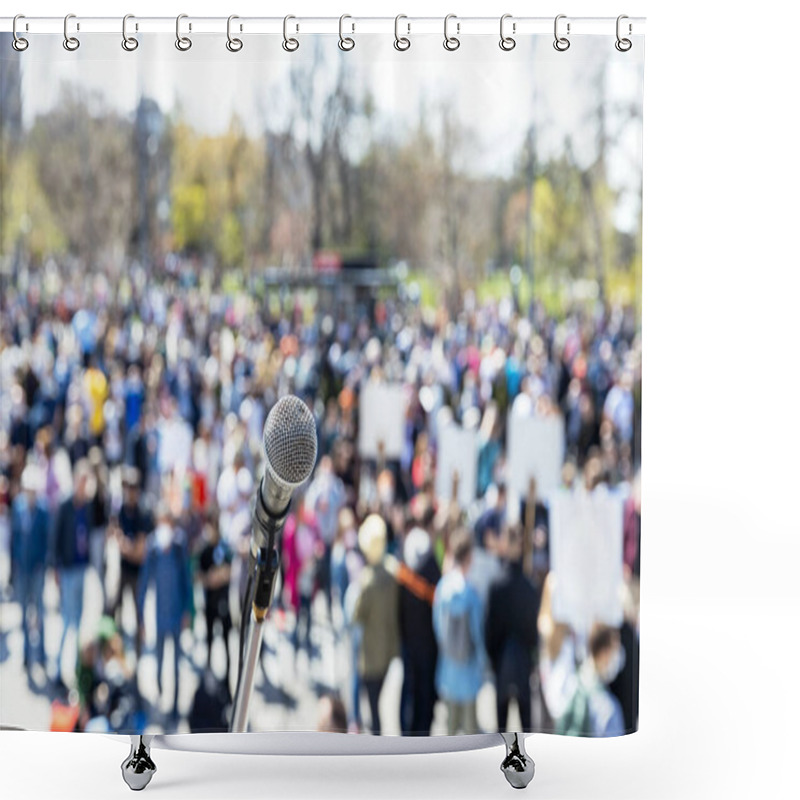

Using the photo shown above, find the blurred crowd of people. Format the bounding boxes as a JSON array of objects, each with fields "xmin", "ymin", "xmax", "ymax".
[{"xmin": 0, "ymin": 256, "xmax": 640, "ymax": 737}]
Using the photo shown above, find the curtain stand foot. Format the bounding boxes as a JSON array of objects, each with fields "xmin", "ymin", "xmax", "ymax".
[
  {"xmin": 500, "ymin": 733, "xmax": 535, "ymax": 789},
  {"xmin": 121, "ymin": 735, "xmax": 157, "ymax": 791}
]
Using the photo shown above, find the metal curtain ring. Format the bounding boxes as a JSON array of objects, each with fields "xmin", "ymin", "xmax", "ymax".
[
  {"xmin": 444, "ymin": 14, "xmax": 460, "ymax": 51},
  {"xmin": 63, "ymin": 13, "xmax": 80, "ymax": 51},
  {"xmin": 339, "ymin": 14, "xmax": 355, "ymax": 51},
  {"xmin": 500, "ymin": 14, "xmax": 516, "ymax": 51},
  {"xmin": 176, "ymin": 14, "xmax": 192, "ymax": 51},
  {"xmin": 553, "ymin": 14, "xmax": 570, "ymax": 52},
  {"xmin": 283, "ymin": 15, "xmax": 299, "ymax": 52},
  {"xmin": 227, "ymin": 15, "xmax": 243, "ymax": 52},
  {"xmin": 394, "ymin": 14, "xmax": 410, "ymax": 51},
  {"xmin": 122, "ymin": 14, "xmax": 139, "ymax": 51},
  {"xmin": 12, "ymin": 14, "xmax": 29, "ymax": 52},
  {"xmin": 615, "ymin": 14, "xmax": 632, "ymax": 52}
]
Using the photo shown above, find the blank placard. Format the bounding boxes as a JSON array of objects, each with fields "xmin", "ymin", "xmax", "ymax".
[
  {"xmin": 435, "ymin": 423, "xmax": 478, "ymax": 509},
  {"xmin": 507, "ymin": 413, "xmax": 566, "ymax": 520},
  {"xmin": 358, "ymin": 382, "xmax": 407, "ymax": 460},
  {"xmin": 549, "ymin": 487, "xmax": 625, "ymax": 637}
]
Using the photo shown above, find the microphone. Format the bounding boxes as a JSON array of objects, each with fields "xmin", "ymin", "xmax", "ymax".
[
  {"xmin": 249, "ymin": 394, "xmax": 318, "ymax": 609},
  {"xmin": 231, "ymin": 395, "xmax": 317, "ymax": 732}
]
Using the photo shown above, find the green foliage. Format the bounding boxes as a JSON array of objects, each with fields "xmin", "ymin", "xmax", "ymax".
[
  {"xmin": 1, "ymin": 149, "xmax": 66, "ymax": 260},
  {"xmin": 170, "ymin": 119, "xmax": 265, "ymax": 267},
  {"xmin": 4, "ymin": 70, "xmax": 640, "ymax": 320},
  {"xmin": 172, "ymin": 183, "xmax": 209, "ymax": 251}
]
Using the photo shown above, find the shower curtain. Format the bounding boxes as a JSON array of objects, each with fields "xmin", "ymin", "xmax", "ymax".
[{"xmin": 0, "ymin": 21, "xmax": 644, "ymax": 740}]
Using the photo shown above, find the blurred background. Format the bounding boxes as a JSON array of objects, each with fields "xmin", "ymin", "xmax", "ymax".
[{"xmin": 0, "ymin": 32, "xmax": 642, "ymax": 739}]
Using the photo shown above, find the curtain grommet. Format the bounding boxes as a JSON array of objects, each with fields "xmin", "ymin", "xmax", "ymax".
[
  {"xmin": 444, "ymin": 14, "xmax": 460, "ymax": 52},
  {"xmin": 176, "ymin": 13, "xmax": 192, "ymax": 51},
  {"xmin": 553, "ymin": 14, "xmax": 570, "ymax": 52},
  {"xmin": 226, "ymin": 15, "xmax": 243, "ymax": 52},
  {"xmin": 615, "ymin": 15, "xmax": 632, "ymax": 52},
  {"xmin": 63, "ymin": 13, "xmax": 80, "ymax": 52},
  {"xmin": 500, "ymin": 14, "xmax": 516, "ymax": 51},
  {"xmin": 122, "ymin": 14, "xmax": 139, "ymax": 52},
  {"xmin": 338, "ymin": 14, "xmax": 355, "ymax": 51},
  {"xmin": 283, "ymin": 15, "xmax": 299, "ymax": 52},
  {"xmin": 394, "ymin": 14, "xmax": 411, "ymax": 51},
  {"xmin": 12, "ymin": 14, "xmax": 29, "ymax": 51}
]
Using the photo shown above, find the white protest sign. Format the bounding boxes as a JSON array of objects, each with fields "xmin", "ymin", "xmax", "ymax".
[
  {"xmin": 435, "ymin": 423, "xmax": 478, "ymax": 509},
  {"xmin": 507, "ymin": 413, "xmax": 565, "ymax": 521},
  {"xmin": 358, "ymin": 382, "xmax": 407, "ymax": 460},
  {"xmin": 549, "ymin": 487, "xmax": 624, "ymax": 637}
]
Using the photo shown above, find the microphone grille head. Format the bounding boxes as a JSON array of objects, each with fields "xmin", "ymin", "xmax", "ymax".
[{"xmin": 262, "ymin": 395, "xmax": 318, "ymax": 489}]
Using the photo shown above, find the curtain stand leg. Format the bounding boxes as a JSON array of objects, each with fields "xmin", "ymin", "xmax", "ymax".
[
  {"xmin": 121, "ymin": 735, "xmax": 157, "ymax": 791},
  {"xmin": 500, "ymin": 732, "xmax": 535, "ymax": 789}
]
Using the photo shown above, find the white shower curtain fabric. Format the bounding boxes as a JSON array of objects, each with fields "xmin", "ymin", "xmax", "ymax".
[{"xmin": 0, "ymin": 29, "xmax": 644, "ymax": 738}]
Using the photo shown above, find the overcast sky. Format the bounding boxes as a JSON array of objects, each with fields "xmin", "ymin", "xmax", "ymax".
[{"xmin": 15, "ymin": 33, "xmax": 644, "ymax": 230}]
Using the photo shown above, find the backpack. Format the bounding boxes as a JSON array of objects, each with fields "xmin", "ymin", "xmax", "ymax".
[
  {"xmin": 556, "ymin": 682, "xmax": 593, "ymax": 737},
  {"xmin": 442, "ymin": 607, "xmax": 476, "ymax": 663}
]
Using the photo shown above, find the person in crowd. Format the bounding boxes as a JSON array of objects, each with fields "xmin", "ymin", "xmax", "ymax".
[
  {"xmin": 535, "ymin": 571, "xmax": 575, "ymax": 728},
  {"xmin": 485, "ymin": 525, "xmax": 541, "ymax": 732},
  {"xmin": 87, "ymin": 447, "xmax": 110, "ymax": 611},
  {"xmin": 75, "ymin": 616, "xmax": 139, "ymax": 733},
  {"xmin": 282, "ymin": 492, "xmax": 322, "ymax": 659},
  {"xmin": 623, "ymin": 472, "xmax": 642, "ymax": 581},
  {"xmin": 124, "ymin": 405, "xmax": 155, "ymax": 495},
  {"xmin": 609, "ymin": 580, "xmax": 640, "ymax": 733},
  {"xmin": 124, "ymin": 364, "xmax": 146, "ymax": 435},
  {"xmin": 196, "ymin": 513, "xmax": 233, "ymax": 687},
  {"xmin": 0, "ymin": 249, "xmax": 641, "ymax": 736},
  {"xmin": 188, "ymin": 667, "xmax": 232, "ymax": 733},
  {"xmin": 433, "ymin": 527, "xmax": 485, "ymax": 735},
  {"xmin": 352, "ymin": 514, "xmax": 400, "ymax": 735},
  {"xmin": 53, "ymin": 458, "xmax": 96, "ymax": 685},
  {"xmin": 63, "ymin": 404, "xmax": 90, "ymax": 468},
  {"xmin": 476, "ymin": 403, "xmax": 503, "ymax": 497},
  {"xmin": 137, "ymin": 505, "xmax": 192, "ymax": 722},
  {"xmin": 32, "ymin": 426, "xmax": 61, "ymax": 516},
  {"xmin": 111, "ymin": 466, "xmax": 151, "ymax": 658},
  {"xmin": 556, "ymin": 623, "xmax": 625, "ymax": 737},
  {"xmin": 10, "ymin": 464, "xmax": 50, "ymax": 671},
  {"xmin": 229, "ymin": 466, "xmax": 255, "ymax": 617},
  {"xmin": 83, "ymin": 355, "xmax": 108, "ymax": 447},
  {"xmin": 216, "ymin": 451, "xmax": 248, "ymax": 547},
  {"xmin": 341, "ymin": 514, "xmax": 366, "ymax": 733},
  {"xmin": 396, "ymin": 525, "xmax": 440, "ymax": 736},
  {"xmin": 603, "ymin": 370, "xmax": 635, "ymax": 449},
  {"xmin": 474, "ymin": 482, "xmax": 507, "ymax": 550},
  {"xmin": 305, "ymin": 454, "xmax": 346, "ymax": 619},
  {"xmin": 329, "ymin": 506, "xmax": 359, "ymax": 630}
]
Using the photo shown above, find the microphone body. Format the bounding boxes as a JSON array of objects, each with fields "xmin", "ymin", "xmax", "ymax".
[
  {"xmin": 230, "ymin": 395, "xmax": 318, "ymax": 732},
  {"xmin": 246, "ymin": 475, "xmax": 291, "ymax": 613}
]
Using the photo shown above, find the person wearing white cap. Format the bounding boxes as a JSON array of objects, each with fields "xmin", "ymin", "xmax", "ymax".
[
  {"xmin": 352, "ymin": 514, "xmax": 400, "ymax": 735},
  {"xmin": 397, "ymin": 526, "xmax": 441, "ymax": 736}
]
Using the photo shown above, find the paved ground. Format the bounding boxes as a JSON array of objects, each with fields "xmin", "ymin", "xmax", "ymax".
[{"xmin": 0, "ymin": 546, "xmax": 525, "ymax": 736}]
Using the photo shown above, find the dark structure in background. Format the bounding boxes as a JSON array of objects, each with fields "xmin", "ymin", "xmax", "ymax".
[{"xmin": 133, "ymin": 97, "xmax": 170, "ymax": 265}]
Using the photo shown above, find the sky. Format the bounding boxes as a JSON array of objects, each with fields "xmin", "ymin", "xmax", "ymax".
[{"xmin": 12, "ymin": 32, "xmax": 644, "ymax": 230}]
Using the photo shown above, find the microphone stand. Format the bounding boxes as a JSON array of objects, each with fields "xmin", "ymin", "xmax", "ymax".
[{"xmin": 230, "ymin": 485, "xmax": 285, "ymax": 732}]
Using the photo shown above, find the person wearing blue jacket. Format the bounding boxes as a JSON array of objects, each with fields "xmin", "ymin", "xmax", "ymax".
[
  {"xmin": 11, "ymin": 465, "xmax": 50, "ymax": 670},
  {"xmin": 433, "ymin": 528, "xmax": 485, "ymax": 735},
  {"xmin": 53, "ymin": 459, "xmax": 95, "ymax": 685},
  {"xmin": 137, "ymin": 506, "xmax": 192, "ymax": 720}
]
